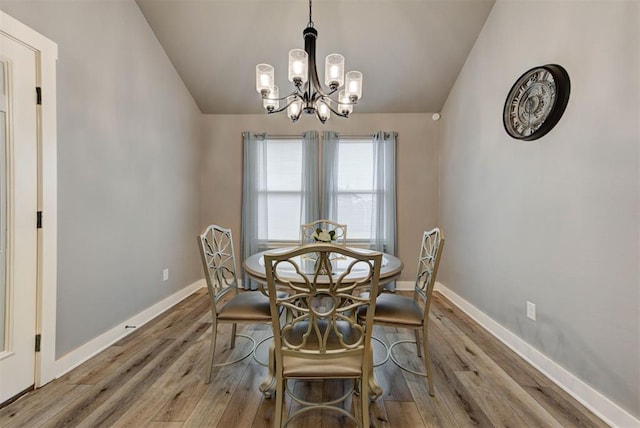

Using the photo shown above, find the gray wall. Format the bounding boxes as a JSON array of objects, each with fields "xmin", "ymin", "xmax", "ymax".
[
  {"xmin": 200, "ymin": 113, "xmax": 439, "ymax": 282},
  {"xmin": 438, "ymin": 0, "xmax": 639, "ymax": 417},
  {"xmin": 0, "ymin": 1, "xmax": 203, "ymax": 357}
]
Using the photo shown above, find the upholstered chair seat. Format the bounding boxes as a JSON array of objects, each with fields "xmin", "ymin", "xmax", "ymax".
[
  {"xmin": 368, "ymin": 293, "xmax": 424, "ymax": 327},
  {"xmin": 215, "ymin": 291, "xmax": 273, "ymax": 321}
]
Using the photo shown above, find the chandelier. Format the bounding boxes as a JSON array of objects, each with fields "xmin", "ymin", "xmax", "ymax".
[{"xmin": 255, "ymin": 0, "xmax": 363, "ymax": 123}]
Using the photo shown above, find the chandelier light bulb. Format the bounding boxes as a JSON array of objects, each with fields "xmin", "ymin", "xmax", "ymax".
[
  {"xmin": 325, "ymin": 54, "xmax": 345, "ymax": 89},
  {"xmin": 338, "ymin": 90, "xmax": 352, "ymax": 115},
  {"xmin": 256, "ymin": 64, "xmax": 275, "ymax": 96},
  {"xmin": 288, "ymin": 49, "xmax": 308, "ymax": 84},
  {"xmin": 263, "ymin": 85, "xmax": 279, "ymax": 111},
  {"xmin": 345, "ymin": 71, "xmax": 363, "ymax": 101},
  {"xmin": 287, "ymin": 96, "xmax": 303, "ymax": 122},
  {"xmin": 317, "ymin": 101, "xmax": 330, "ymax": 122}
]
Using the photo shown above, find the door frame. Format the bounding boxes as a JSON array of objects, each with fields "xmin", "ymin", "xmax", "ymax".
[{"xmin": 0, "ymin": 11, "xmax": 57, "ymax": 387}]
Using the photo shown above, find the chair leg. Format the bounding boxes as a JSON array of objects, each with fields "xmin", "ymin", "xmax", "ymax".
[
  {"xmin": 423, "ymin": 325, "xmax": 434, "ymax": 397},
  {"xmin": 230, "ymin": 323, "xmax": 237, "ymax": 348},
  {"xmin": 415, "ymin": 329, "xmax": 422, "ymax": 357},
  {"xmin": 206, "ymin": 320, "xmax": 218, "ymax": 384},
  {"xmin": 274, "ymin": 375, "xmax": 284, "ymax": 428},
  {"xmin": 360, "ymin": 376, "xmax": 370, "ymax": 428}
]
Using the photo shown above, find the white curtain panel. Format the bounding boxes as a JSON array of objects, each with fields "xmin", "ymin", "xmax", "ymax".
[
  {"xmin": 301, "ymin": 130, "xmax": 320, "ymax": 227},
  {"xmin": 241, "ymin": 132, "xmax": 269, "ymax": 290}
]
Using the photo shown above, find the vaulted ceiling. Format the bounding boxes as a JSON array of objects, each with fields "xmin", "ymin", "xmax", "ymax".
[{"xmin": 135, "ymin": 0, "xmax": 495, "ymax": 114}]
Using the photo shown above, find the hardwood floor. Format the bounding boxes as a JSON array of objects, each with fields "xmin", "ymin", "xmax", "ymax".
[{"xmin": 0, "ymin": 289, "xmax": 608, "ymax": 427}]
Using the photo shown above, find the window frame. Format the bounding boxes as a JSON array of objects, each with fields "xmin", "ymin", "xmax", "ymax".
[{"xmin": 252, "ymin": 133, "xmax": 395, "ymax": 250}]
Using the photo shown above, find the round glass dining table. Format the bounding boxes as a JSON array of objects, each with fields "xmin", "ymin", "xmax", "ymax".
[
  {"xmin": 243, "ymin": 246, "xmax": 403, "ymax": 287},
  {"xmin": 242, "ymin": 245, "xmax": 403, "ymax": 400}
]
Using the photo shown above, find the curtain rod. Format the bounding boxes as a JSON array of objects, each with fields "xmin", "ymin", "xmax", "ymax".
[
  {"xmin": 336, "ymin": 134, "xmax": 379, "ymax": 140},
  {"xmin": 253, "ymin": 133, "xmax": 301, "ymax": 140},
  {"xmin": 252, "ymin": 133, "xmax": 383, "ymax": 140}
]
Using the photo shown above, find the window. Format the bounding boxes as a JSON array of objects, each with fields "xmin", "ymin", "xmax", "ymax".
[
  {"xmin": 323, "ymin": 132, "xmax": 396, "ymax": 253},
  {"xmin": 332, "ymin": 139, "xmax": 377, "ymax": 240},
  {"xmin": 259, "ymin": 138, "xmax": 303, "ymax": 242},
  {"xmin": 242, "ymin": 131, "xmax": 318, "ymax": 264},
  {"xmin": 242, "ymin": 131, "xmax": 395, "ymax": 289}
]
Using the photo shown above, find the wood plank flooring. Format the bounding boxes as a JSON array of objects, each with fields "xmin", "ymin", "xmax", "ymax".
[{"xmin": 0, "ymin": 290, "xmax": 608, "ymax": 427}]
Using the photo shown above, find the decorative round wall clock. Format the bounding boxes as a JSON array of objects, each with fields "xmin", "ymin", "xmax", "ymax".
[{"xmin": 503, "ymin": 64, "xmax": 571, "ymax": 141}]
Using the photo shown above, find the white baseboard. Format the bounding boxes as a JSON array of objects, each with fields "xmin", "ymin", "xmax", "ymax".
[
  {"xmin": 53, "ymin": 279, "xmax": 206, "ymax": 378},
  {"xmin": 434, "ymin": 281, "xmax": 639, "ymax": 428}
]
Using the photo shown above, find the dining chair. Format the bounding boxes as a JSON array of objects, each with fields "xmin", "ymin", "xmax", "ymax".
[
  {"xmin": 264, "ymin": 244, "xmax": 382, "ymax": 428},
  {"xmin": 300, "ymin": 219, "xmax": 347, "ymax": 245},
  {"xmin": 197, "ymin": 224, "xmax": 275, "ymax": 384},
  {"xmin": 363, "ymin": 227, "xmax": 444, "ymax": 396}
]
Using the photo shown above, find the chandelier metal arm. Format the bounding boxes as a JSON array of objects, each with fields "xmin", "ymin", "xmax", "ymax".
[
  {"xmin": 310, "ymin": 88, "xmax": 338, "ymax": 105},
  {"xmin": 318, "ymin": 96, "xmax": 350, "ymax": 119},
  {"xmin": 261, "ymin": 90, "xmax": 301, "ymax": 104},
  {"xmin": 261, "ymin": 87, "xmax": 356, "ymax": 119},
  {"xmin": 264, "ymin": 93, "xmax": 302, "ymax": 115}
]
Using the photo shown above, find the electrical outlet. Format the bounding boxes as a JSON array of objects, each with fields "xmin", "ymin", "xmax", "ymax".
[
  {"xmin": 163, "ymin": 268, "xmax": 169, "ymax": 281},
  {"xmin": 527, "ymin": 301, "xmax": 536, "ymax": 321}
]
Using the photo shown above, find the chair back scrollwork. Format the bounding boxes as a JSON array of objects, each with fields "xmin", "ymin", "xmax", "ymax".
[
  {"xmin": 413, "ymin": 228, "xmax": 445, "ymax": 315},
  {"xmin": 197, "ymin": 225, "xmax": 239, "ymax": 317}
]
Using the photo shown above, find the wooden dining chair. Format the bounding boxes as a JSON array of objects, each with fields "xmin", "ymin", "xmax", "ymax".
[
  {"xmin": 363, "ymin": 227, "xmax": 444, "ymax": 396},
  {"xmin": 197, "ymin": 224, "xmax": 275, "ymax": 383},
  {"xmin": 300, "ymin": 219, "xmax": 347, "ymax": 245},
  {"xmin": 264, "ymin": 244, "xmax": 382, "ymax": 428}
]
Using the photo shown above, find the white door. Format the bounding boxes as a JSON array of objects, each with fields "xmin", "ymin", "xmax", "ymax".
[{"xmin": 0, "ymin": 33, "xmax": 39, "ymax": 403}]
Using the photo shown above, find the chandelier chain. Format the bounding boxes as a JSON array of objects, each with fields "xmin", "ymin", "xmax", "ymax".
[{"xmin": 308, "ymin": 0, "xmax": 314, "ymax": 28}]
